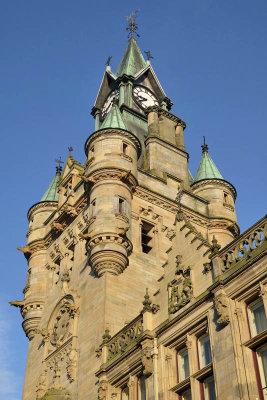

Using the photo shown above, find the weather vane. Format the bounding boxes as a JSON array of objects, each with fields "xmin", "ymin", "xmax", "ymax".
[
  {"xmin": 144, "ymin": 51, "xmax": 153, "ymax": 61},
  {"xmin": 126, "ymin": 10, "xmax": 140, "ymax": 38},
  {"xmin": 68, "ymin": 146, "xmax": 73, "ymax": 154},
  {"xmin": 201, "ymin": 136, "xmax": 208, "ymax": 153},
  {"xmin": 105, "ymin": 56, "xmax": 112, "ymax": 66},
  {"xmin": 55, "ymin": 157, "xmax": 64, "ymax": 173}
]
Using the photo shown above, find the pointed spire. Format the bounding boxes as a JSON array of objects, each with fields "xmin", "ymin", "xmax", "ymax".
[
  {"xmin": 194, "ymin": 138, "xmax": 223, "ymax": 182},
  {"xmin": 100, "ymin": 102, "xmax": 128, "ymax": 130},
  {"xmin": 40, "ymin": 166, "xmax": 61, "ymax": 202},
  {"xmin": 116, "ymin": 37, "xmax": 146, "ymax": 77}
]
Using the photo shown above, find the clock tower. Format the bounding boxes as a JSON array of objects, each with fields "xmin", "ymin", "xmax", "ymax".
[{"xmin": 13, "ymin": 20, "xmax": 241, "ymax": 400}]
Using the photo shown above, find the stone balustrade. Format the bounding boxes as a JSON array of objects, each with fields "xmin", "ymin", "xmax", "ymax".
[
  {"xmin": 216, "ymin": 215, "xmax": 266, "ymax": 272},
  {"xmin": 106, "ymin": 315, "xmax": 143, "ymax": 363}
]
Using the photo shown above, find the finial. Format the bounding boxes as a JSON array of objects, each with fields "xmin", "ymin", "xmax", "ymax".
[
  {"xmin": 105, "ymin": 56, "xmax": 112, "ymax": 66},
  {"xmin": 201, "ymin": 136, "xmax": 208, "ymax": 154},
  {"xmin": 68, "ymin": 146, "xmax": 73, "ymax": 154},
  {"xmin": 102, "ymin": 328, "xmax": 111, "ymax": 344},
  {"xmin": 144, "ymin": 51, "xmax": 153, "ymax": 61},
  {"xmin": 142, "ymin": 288, "xmax": 152, "ymax": 312},
  {"xmin": 126, "ymin": 10, "xmax": 140, "ymax": 38},
  {"xmin": 209, "ymin": 235, "xmax": 221, "ymax": 257},
  {"xmin": 55, "ymin": 157, "xmax": 64, "ymax": 174}
]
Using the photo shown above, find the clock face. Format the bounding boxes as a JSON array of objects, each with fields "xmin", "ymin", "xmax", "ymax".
[
  {"xmin": 102, "ymin": 90, "xmax": 119, "ymax": 118},
  {"xmin": 133, "ymin": 86, "xmax": 159, "ymax": 109}
]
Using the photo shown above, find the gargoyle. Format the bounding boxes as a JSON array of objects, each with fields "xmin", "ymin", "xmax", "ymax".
[
  {"xmin": 9, "ymin": 300, "xmax": 25, "ymax": 309},
  {"xmin": 78, "ymin": 232, "xmax": 92, "ymax": 241}
]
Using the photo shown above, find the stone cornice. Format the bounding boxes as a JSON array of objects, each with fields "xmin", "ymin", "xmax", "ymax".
[
  {"xmin": 191, "ymin": 178, "xmax": 237, "ymax": 200},
  {"xmin": 145, "ymin": 106, "xmax": 186, "ymax": 129},
  {"xmin": 27, "ymin": 201, "xmax": 58, "ymax": 221},
  {"xmin": 84, "ymin": 128, "xmax": 142, "ymax": 158}
]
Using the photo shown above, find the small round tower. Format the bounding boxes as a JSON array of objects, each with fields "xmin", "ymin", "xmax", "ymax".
[
  {"xmin": 191, "ymin": 140, "xmax": 239, "ymax": 247},
  {"xmin": 84, "ymin": 103, "xmax": 141, "ymax": 276},
  {"xmin": 20, "ymin": 166, "xmax": 61, "ymax": 339}
]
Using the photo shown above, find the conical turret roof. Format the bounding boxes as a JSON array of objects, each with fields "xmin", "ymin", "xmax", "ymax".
[
  {"xmin": 116, "ymin": 37, "xmax": 146, "ymax": 77},
  {"xmin": 40, "ymin": 167, "xmax": 61, "ymax": 202},
  {"xmin": 100, "ymin": 103, "xmax": 128, "ymax": 130},
  {"xmin": 194, "ymin": 142, "xmax": 223, "ymax": 182}
]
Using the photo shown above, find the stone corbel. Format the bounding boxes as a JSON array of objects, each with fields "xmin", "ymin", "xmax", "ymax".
[
  {"xmin": 98, "ymin": 380, "xmax": 108, "ymax": 400},
  {"xmin": 214, "ymin": 291, "xmax": 230, "ymax": 326},
  {"xmin": 141, "ymin": 346, "xmax": 153, "ymax": 376}
]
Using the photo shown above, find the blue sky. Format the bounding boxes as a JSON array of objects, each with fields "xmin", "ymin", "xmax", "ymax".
[{"xmin": 1, "ymin": 1, "xmax": 266, "ymax": 398}]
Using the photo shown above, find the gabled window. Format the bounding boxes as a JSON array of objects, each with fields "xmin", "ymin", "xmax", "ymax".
[
  {"xmin": 141, "ymin": 221, "xmax": 154, "ymax": 254},
  {"xmin": 122, "ymin": 143, "xmax": 128, "ymax": 154}
]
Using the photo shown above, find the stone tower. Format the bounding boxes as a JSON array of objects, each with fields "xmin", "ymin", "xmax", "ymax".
[{"xmin": 12, "ymin": 34, "xmax": 240, "ymax": 400}]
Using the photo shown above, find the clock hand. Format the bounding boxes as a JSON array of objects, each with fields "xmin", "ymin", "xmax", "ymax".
[{"xmin": 137, "ymin": 95, "xmax": 147, "ymax": 102}]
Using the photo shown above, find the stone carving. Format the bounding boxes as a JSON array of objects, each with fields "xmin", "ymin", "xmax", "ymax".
[
  {"xmin": 168, "ymin": 255, "xmax": 193, "ymax": 314},
  {"xmin": 36, "ymin": 369, "xmax": 47, "ymax": 399},
  {"xmin": 50, "ymin": 305, "xmax": 72, "ymax": 347},
  {"xmin": 214, "ymin": 293, "xmax": 230, "ymax": 326},
  {"xmin": 39, "ymin": 387, "xmax": 71, "ymax": 400},
  {"xmin": 66, "ymin": 348, "xmax": 78, "ymax": 382},
  {"xmin": 98, "ymin": 380, "xmax": 108, "ymax": 400},
  {"xmin": 106, "ymin": 316, "xmax": 143, "ymax": 362},
  {"xmin": 141, "ymin": 348, "xmax": 153, "ymax": 376}
]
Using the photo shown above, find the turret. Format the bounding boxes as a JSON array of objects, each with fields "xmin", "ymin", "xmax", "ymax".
[
  {"xmin": 191, "ymin": 140, "xmax": 238, "ymax": 246},
  {"xmin": 84, "ymin": 103, "xmax": 141, "ymax": 276},
  {"xmin": 12, "ymin": 166, "xmax": 61, "ymax": 339}
]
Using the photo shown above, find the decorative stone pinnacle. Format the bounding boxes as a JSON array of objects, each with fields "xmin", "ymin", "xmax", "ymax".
[
  {"xmin": 142, "ymin": 288, "xmax": 152, "ymax": 312},
  {"xmin": 102, "ymin": 328, "xmax": 111, "ymax": 344},
  {"xmin": 201, "ymin": 136, "xmax": 208, "ymax": 154},
  {"xmin": 210, "ymin": 235, "xmax": 221, "ymax": 256}
]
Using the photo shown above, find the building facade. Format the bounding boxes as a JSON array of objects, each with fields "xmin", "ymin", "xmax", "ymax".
[{"xmin": 12, "ymin": 33, "xmax": 267, "ymax": 400}]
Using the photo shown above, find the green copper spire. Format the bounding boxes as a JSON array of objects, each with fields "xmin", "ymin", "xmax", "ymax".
[
  {"xmin": 100, "ymin": 103, "xmax": 128, "ymax": 130},
  {"xmin": 41, "ymin": 166, "xmax": 61, "ymax": 202},
  {"xmin": 194, "ymin": 139, "xmax": 223, "ymax": 182},
  {"xmin": 116, "ymin": 37, "xmax": 146, "ymax": 77}
]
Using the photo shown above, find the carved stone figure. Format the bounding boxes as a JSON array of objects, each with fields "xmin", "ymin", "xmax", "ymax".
[
  {"xmin": 66, "ymin": 348, "xmax": 78, "ymax": 382},
  {"xmin": 98, "ymin": 380, "xmax": 108, "ymax": 400},
  {"xmin": 141, "ymin": 348, "xmax": 153, "ymax": 376},
  {"xmin": 214, "ymin": 293, "xmax": 230, "ymax": 326}
]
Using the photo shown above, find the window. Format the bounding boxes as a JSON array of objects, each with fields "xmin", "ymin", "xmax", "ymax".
[
  {"xmin": 118, "ymin": 198, "xmax": 125, "ymax": 214},
  {"xmin": 178, "ymin": 348, "xmax": 190, "ymax": 382},
  {"xmin": 198, "ymin": 334, "xmax": 212, "ymax": 368},
  {"xmin": 181, "ymin": 389, "xmax": 192, "ymax": 400},
  {"xmin": 141, "ymin": 221, "xmax": 154, "ymax": 254},
  {"xmin": 203, "ymin": 376, "xmax": 216, "ymax": 400},
  {"xmin": 248, "ymin": 299, "xmax": 267, "ymax": 337},
  {"xmin": 121, "ymin": 387, "xmax": 129, "ymax": 400},
  {"xmin": 257, "ymin": 344, "xmax": 267, "ymax": 399},
  {"xmin": 138, "ymin": 376, "xmax": 146, "ymax": 400},
  {"xmin": 223, "ymin": 192, "xmax": 228, "ymax": 203},
  {"xmin": 122, "ymin": 143, "xmax": 128, "ymax": 154}
]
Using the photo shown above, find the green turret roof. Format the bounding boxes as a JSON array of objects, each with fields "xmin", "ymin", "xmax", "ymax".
[
  {"xmin": 100, "ymin": 103, "xmax": 128, "ymax": 130},
  {"xmin": 116, "ymin": 37, "xmax": 146, "ymax": 77},
  {"xmin": 40, "ymin": 167, "xmax": 61, "ymax": 202},
  {"xmin": 194, "ymin": 142, "xmax": 223, "ymax": 182}
]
